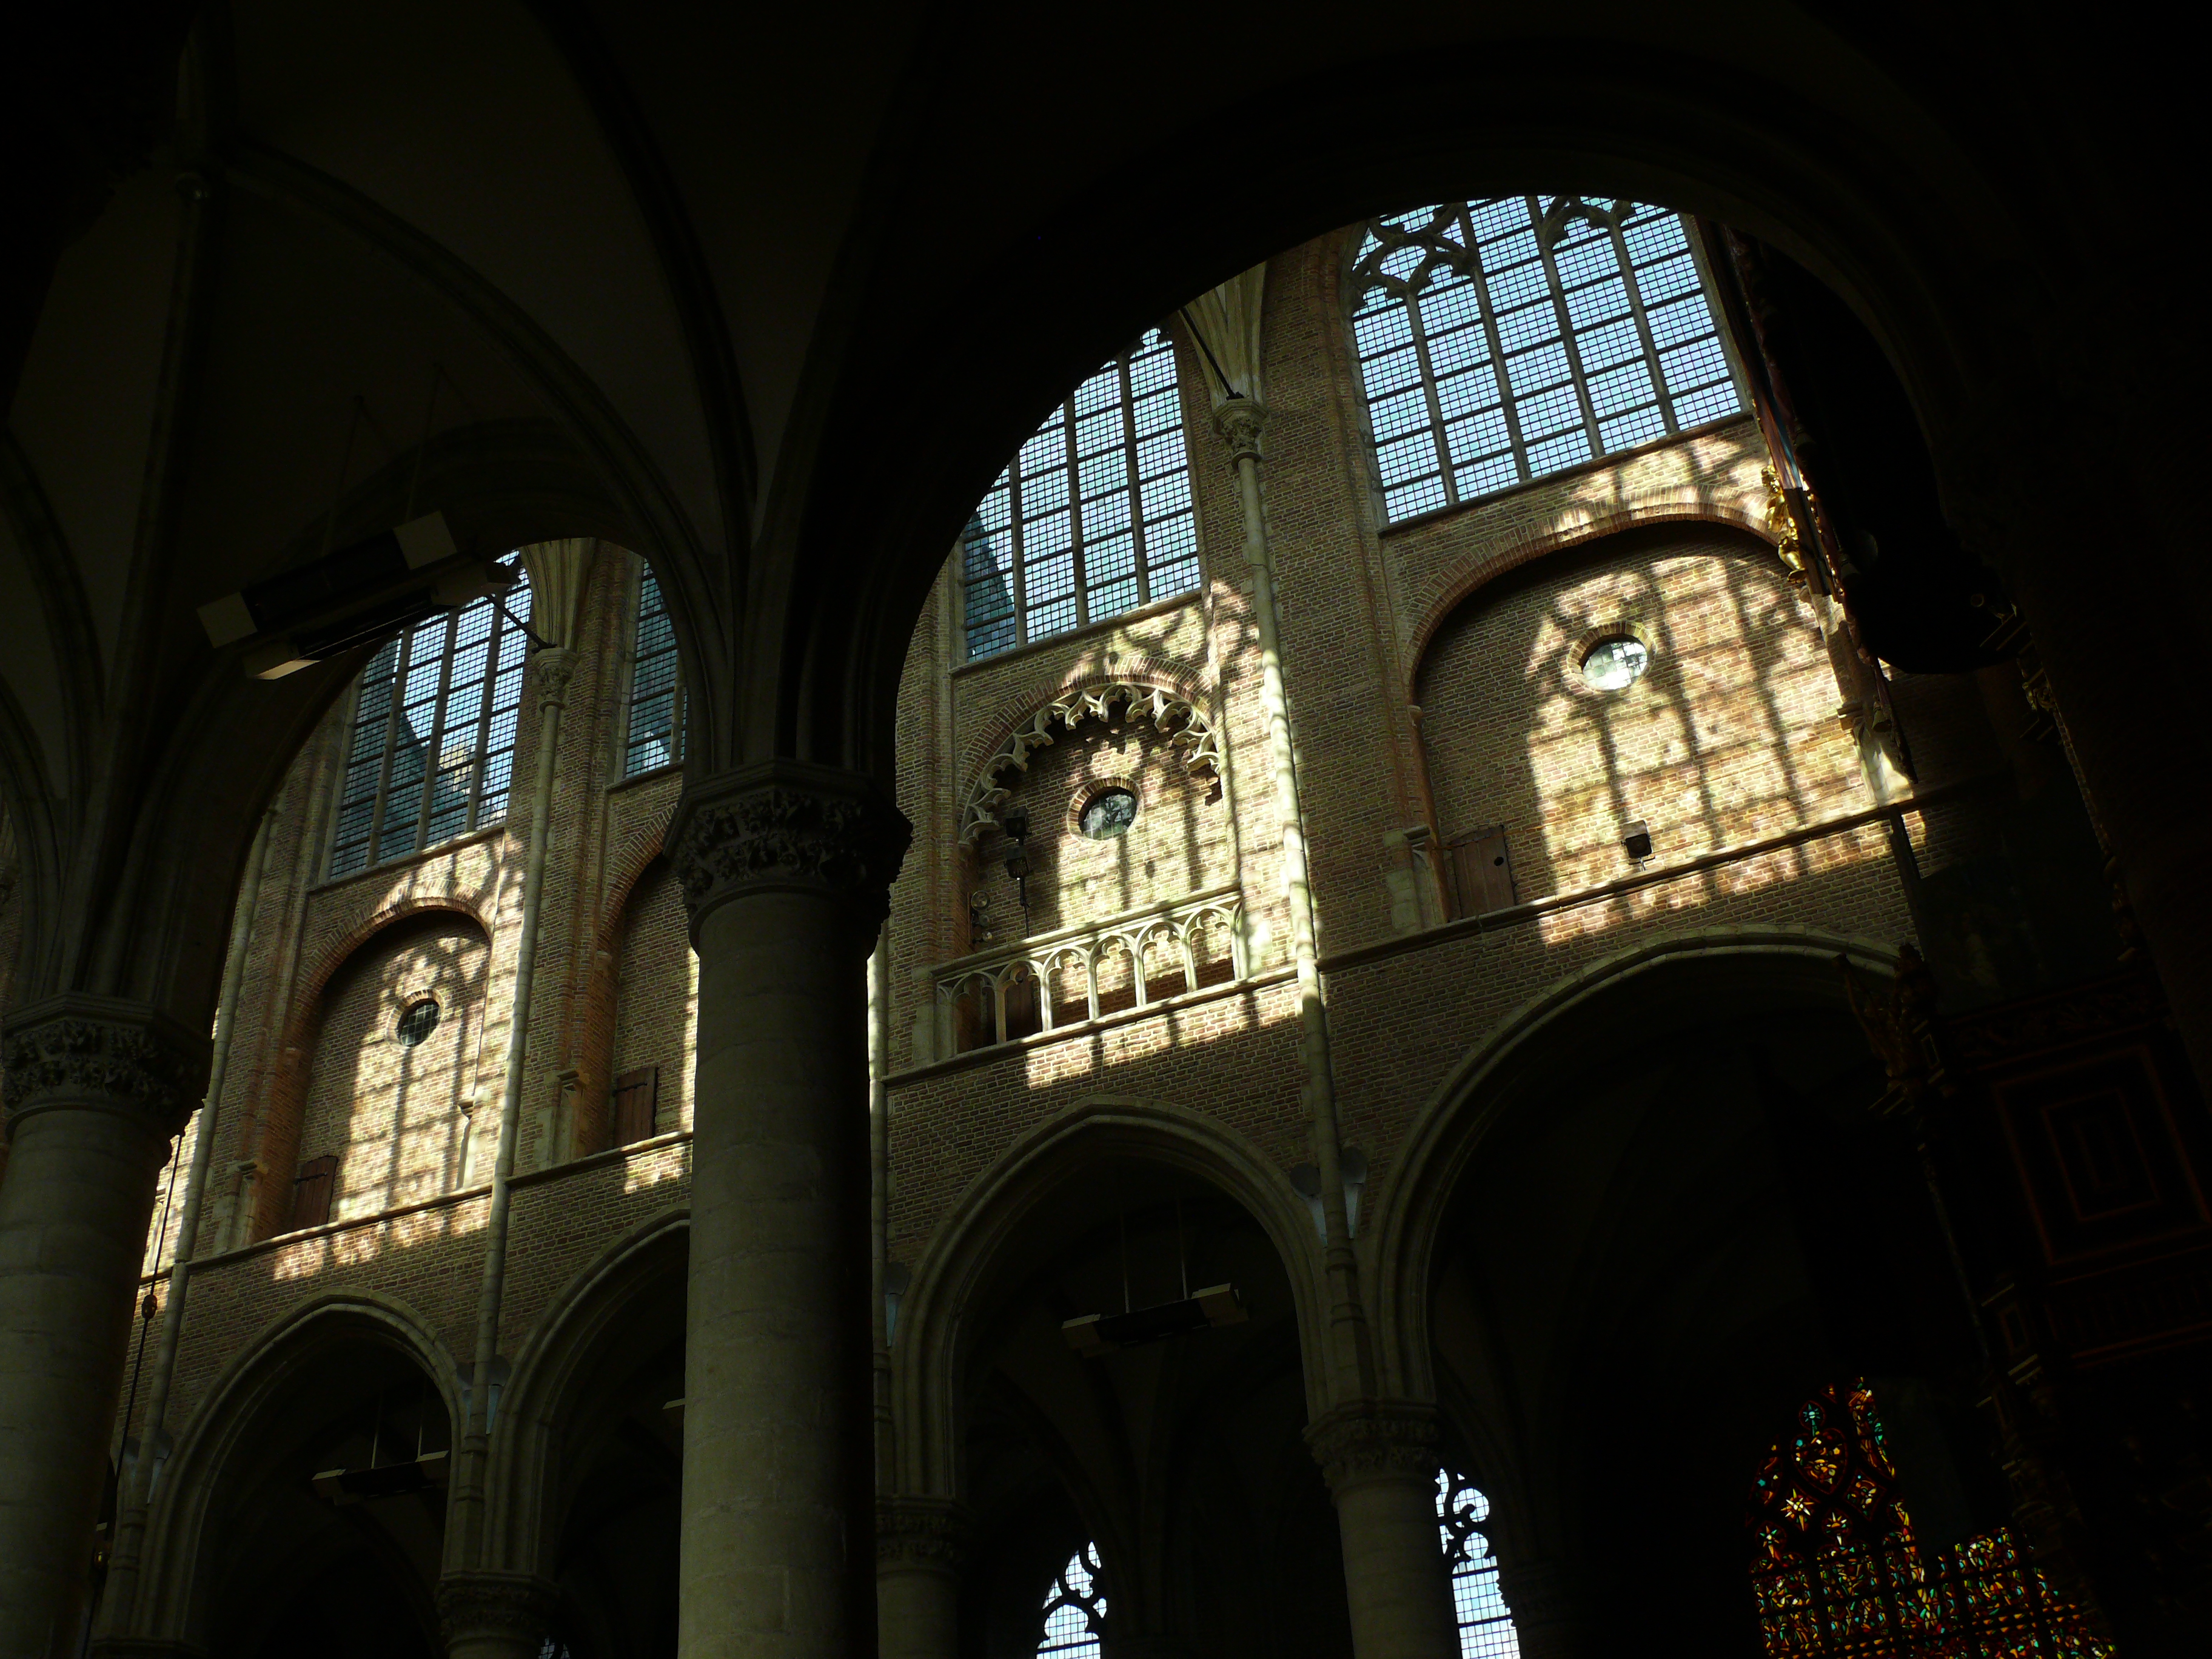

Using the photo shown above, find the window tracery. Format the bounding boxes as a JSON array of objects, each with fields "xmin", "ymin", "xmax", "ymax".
[
  {"xmin": 962, "ymin": 327, "xmax": 1198, "ymax": 660},
  {"xmin": 1748, "ymin": 1380, "xmax": 2111, "ymax": 1657},
  {"xmin": 1352, "ymin": 198, "xmax": 1742, "ymax": 524},
  {"xmin": 329, "ymin": 572, "xmax": 533, "ymax": 877},
  {"xmin": 1036, "ymin": 1543, "xmax": 1108, "ymax": 1659},
  {"xmin": 1436, "ymin": 1470, "xmax": 1523, "ymax": 1658},
  {"xmin": 625, "ymin": 560, "xmax": 685, "ymax": 777}
]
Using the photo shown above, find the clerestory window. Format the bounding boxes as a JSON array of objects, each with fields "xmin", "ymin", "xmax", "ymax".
[
  {"xmin": 329, "ymin": 572, "xmax": 532, "ymax": 878},
  {"xmin": 1036, "ymin": 1543, "xmax": 1108, "ymax": 1659},
  {"xmin": 1353, "ymin": 198, "xmax": 1743, "ymax": 525},
  {"xmin": 1438, "ymin": 1469, "xmax": 1524, "ymax": 1658},
  {"xmin": 625, "ymin": 560, "xmax": 686, "ymax": 777},
  {"xmin": 962, "ymin": 327, "xmax": 1199, "ymax": 661}
]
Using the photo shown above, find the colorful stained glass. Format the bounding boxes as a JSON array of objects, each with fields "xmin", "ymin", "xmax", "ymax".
[{"xmin": 1745, "ymin": 1380, "xmax": 2115, "ymax": 1659}]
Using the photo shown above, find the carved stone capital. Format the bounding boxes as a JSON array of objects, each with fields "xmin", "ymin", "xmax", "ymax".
[
  {"xmin": 435, "ymin": 1570, "xmax": 560, "ymax": 1649},
  {"xmin": 668, "ymin": 763, "xmax": 911, "ymax": 938},
  {"xmin": 530, "ymin": 644, "xmax": 581, "ymax": 710},
  {"xmin": 1305, "ymin": 1399, "xmax": 1440, "ymax": 1497},
  {"xmin": 1212, "ymin": 397, "xmax": 1267, "ymax": 466},
  {"xmin": 1, "ymin": 994, "xmax": 209, "ymax": 1136},
  {"xmin": 877, "ymin": 1495, "xmax": 971, "ymax": 1572}
]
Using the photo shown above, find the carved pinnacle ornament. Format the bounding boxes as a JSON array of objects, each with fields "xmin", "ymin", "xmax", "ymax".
[
  {"xmin": 1304, "ymin": 1400, "xmax": 1441, "ymax": 1496},
  {"xmin": 877, "ymin": 1495, "xmax": 972, "ymax": 1570},
  {"xmin": 668, "ymin": 764, "xmax": 912, "ymax": 933},
  {"xmin": 435, "ymin": 1571, "xmax": 561, "ymax": 1647},
  {"xmin": 1, "ymin": 995, "xmax": 208, "ymax": 1133},
  {"xmin": 1212, "ymin": 398, "xmax": 1267, "ymax": 466}
]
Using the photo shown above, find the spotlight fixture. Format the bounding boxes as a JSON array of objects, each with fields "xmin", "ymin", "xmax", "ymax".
[
  {"xmin": 198, "ymin": 511, "xmax": 511, "ymax": 679},
  {"xmin": 1000, "ymin": 806, "xmax": 1032, "ymax": 930},
  {"xmin": 1623, "ymin": 819, "xmax": 1653, "ymax": 863},
  {"xmin": 1062, "ymin": 1284, "xmax": 1246, "ymax": 1356}
]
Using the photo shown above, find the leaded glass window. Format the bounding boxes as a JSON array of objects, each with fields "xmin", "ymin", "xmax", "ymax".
[
  {"xmin": 1748, "ymin": 1380, "xmax": 2111, "ymax": 1657},
  {"xmin": 625, "ymin": 560, "xmax": 685, "ymax": 777},
  {"xmin": 1353, "ymin": 198, "xmax": 1743, "ymax": 524},
  {"xmin": 1036, "ymin": 1544, "xmax": 1107, "ymax": 1659},
  {"xmin": 329, "ymin": 572, "xmax": 532, "ymax": 878},
  {"xmin": 962, "ymin": 329, "xmax": 1198, "ymax": 661},
  {"xmin": 1438, "ymin": 1470, "xmax": 1522, "ymax": 1659}
]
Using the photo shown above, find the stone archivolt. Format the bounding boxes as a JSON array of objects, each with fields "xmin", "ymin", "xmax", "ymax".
[
  {"xmin": 1, "ymin": 996, "xmax": 207, "ymax": 1130},
  {"xmin": 959, "ymin": 683, "xmax": 1223, "ymax": 847}
]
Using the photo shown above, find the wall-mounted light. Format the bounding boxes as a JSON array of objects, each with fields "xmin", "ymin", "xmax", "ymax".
[
  {"xmin": 1000, "ymin": 806, "xmax": 1032, "ymax": 932},
  {"xmin": 1622, "ymin": 819, "xmax": 1653, "ymax": 863},
  {"xmin": 883, "ymin": 1262, "xmax": 912, "ymax": 1347}
]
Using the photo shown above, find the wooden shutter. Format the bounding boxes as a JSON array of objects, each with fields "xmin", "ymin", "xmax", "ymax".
[
  {"xmin": 1447, "ymin": 827, "xmax": 1515, "ymax": 919},
  {"xmin": 291, "ymin": 1155, "xmax": 338, "ymax": 1230},
  {"xmin": 612, "ymin": 1067, "xmax": 659, "ymax": 1146}
]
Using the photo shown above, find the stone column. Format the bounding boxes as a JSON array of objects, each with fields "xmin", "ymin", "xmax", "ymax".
[
  {"xmin": 436, "ymin": 1570, "xmax": 561, "ymax": 1659},
  {"xmin": 669, "ymin": 763, "xmax": 909, "ymax": 1659},
  {"xmin": 876, "ymin": 1496, "xmax": 967, "ymax": 1659},
  {"xmin": 0, "ymin": 996, "xmax": 206, "ymax": 1657},
  {"xmin": 1307, "ymin": 1402, "xmax": 1460, "ymax": 1659}
]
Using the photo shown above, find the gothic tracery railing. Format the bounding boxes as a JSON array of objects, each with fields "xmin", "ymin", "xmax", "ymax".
[{"xmin": 930, "ymin": 887, "xmax": 1246, "ymax": 1057}]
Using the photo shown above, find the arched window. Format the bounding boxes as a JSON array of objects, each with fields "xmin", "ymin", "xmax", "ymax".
[
  {"xmin": 329, "ymin": 574, "xmax": 532, "ymax": 878},
  {"xmin": 1437, "ymin": 1470, "xmax": 1523, "ymax": 1658},
  {"xmin": 625, "ymin": 559, "xmax": 685, "ymax": 777},
  {"xmin": 962, "ymin": 327, "xmax": 1198, "ymax": 661},
  {"xmin": 1036, "ymin": 1543, "xmax": 1108, "ymax": 1659},
  {"xmin": 1352, "ymin": 198, "xmax": 1743, "ymax": 525}
]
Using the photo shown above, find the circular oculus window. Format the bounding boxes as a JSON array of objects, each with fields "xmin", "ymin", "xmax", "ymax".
[
  {"xmin": 1580, "ymin": 635, "xmax": 1649, "ymax": 691},
  {"xmin": 1079, "ymin": 787, "xmax": 1139, "ymax": 839},
  {"xmin": 397, "ymin": 998, "xmax": 442, "ymax": 1047}
]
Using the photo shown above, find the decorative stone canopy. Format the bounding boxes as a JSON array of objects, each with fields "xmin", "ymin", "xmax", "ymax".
[{"xmin": 959, "ymin": 683, "xmax": 1223, "ymax": 846}]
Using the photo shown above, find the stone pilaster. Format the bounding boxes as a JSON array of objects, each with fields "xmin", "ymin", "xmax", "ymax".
[
  {"xmin": 1, "ymin": 996, "xmax": 209, "ymax": 1656},
  {"xmin": 436, "ymin": 1569, "xmax": 561, "ymax": 1659},
  {"xmin": 1305, "ymin": 1402, "xmax": 1459, "ymax": 1659},
  {"xmin": 669, "ymin": 762, "xmax": 908, "ymax": 1659}
]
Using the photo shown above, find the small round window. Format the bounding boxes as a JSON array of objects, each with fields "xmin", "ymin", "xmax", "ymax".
[
  {"xmin": 397, "ymin": 998, "xmax": 441, "ymax": 1047},
  {"xmin": 1079, "ymin": 787, "xmax": 1138, "ymax": 839},
  {"xmin": 1581, "ymin": 635, "xmax": 1649, "ymax": 691}
]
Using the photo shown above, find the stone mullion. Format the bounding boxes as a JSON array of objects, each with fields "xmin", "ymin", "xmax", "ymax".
[
  {"xmin": 1402, "ymin": 273, "xmax": 1458, "ymax": 512},
  {"xmin": 1533, "ymin": 214, "xmax": 1606, "ymax": 455},
  {"xmin": 412, "ymin": 609, "xmax": 461, "ymax": 852},
  {"xmin": 1606, "ymin": 213, "xmax": 1677, "ymax": 437},
  {"xmin": 364, "ymin": 632, "xmax": 409, "ymax": 866},
  {"xmin": 1453, "ymin": 205, "xmax": 1536, "ymax": 491}
]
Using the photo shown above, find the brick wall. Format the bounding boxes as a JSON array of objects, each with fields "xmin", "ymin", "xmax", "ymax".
[
  {"xmin": 1416, "ymin": 528, "xmax": 1865, "ymax": 902},
  {"xmin": 612, "ymin": 858, "xmax": 695, "ymax": 1138}
]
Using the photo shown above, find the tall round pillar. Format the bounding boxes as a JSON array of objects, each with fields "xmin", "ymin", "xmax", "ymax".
[
  {"xmin": 876, "ymin": 1496, "xmax": 966, "ymax": 1659},
  {"xmin": 0, "ymin": 995, "xmax": 204, "ymax": 1657},
  {"xmin": 1307, "ymin": 1402, "xmax": 1460, "ymax": 1659},
  {"xmin": 669, "ymin": 765, "xmax": 909, "ymax": 1659}
]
